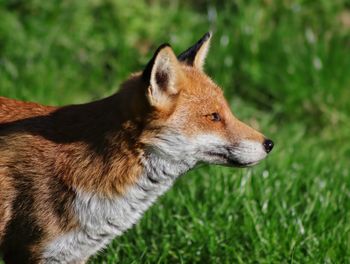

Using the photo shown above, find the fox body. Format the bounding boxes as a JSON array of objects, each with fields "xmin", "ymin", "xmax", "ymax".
[{"xmin": 0, "ymin": 33, "xmax": 273, "ymax": 263}]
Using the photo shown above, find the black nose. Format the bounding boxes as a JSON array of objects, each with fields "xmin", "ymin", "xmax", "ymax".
[{"xmin": 263, "ymin": 139, "xmax": 274, "ymax": 153}]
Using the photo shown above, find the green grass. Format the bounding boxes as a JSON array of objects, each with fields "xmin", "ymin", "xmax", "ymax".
[{"xmin": 1, "ymin": 0, "xmax": 350, "ymax": 263}]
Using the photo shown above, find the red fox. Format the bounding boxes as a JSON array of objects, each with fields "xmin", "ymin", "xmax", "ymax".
[{"xmin": 0, "ymin": 33, "xmax": 273, "ymax": 263}]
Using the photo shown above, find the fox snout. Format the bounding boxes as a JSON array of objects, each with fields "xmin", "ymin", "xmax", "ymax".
[
  {"xmin": 196, "ymin": 110, "xmax": 274, "ymax": 168},
  {"xmin": 222, "ymin": 121, "xmax": 274, "ymax": 167},
  {"xmin": 223, "ymin": 138, "xmax": 274, "ymax": 167},
  {"xmin": 191, "ymin": 132, "xmax": 273, "ymax": 168}
]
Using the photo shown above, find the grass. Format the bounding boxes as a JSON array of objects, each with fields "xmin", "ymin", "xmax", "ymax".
[{"xmin": 1, "ymin": 0, "xmax": 350, "ymax": 263}]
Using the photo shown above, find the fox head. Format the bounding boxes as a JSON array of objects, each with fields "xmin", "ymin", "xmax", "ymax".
[{"xmin": 135, "ymin": 32, "xmax": 274, "ymax": 168}]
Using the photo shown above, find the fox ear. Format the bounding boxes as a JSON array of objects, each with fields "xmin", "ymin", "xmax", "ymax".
[
  {"xmin": 143, "ymin": 44, "xmax": 182, "ymax": 108},
  {"xmin": 177, "ymin": 32, "xmax": 212, "ymax": 70}
]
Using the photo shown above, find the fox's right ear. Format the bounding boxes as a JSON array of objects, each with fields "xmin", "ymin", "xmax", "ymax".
[
  {"xmin": 177, "ymin": 32, "xmax": 212, "ymax": 71},
  {"xmin": 142, "ymin": 44, "xmax": 182, "ymax": 108}
]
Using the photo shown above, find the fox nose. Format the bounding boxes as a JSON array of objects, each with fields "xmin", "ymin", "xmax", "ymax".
[{"xmin": 263, "ymin": 139, "xmax": 274, "ymax": 153}]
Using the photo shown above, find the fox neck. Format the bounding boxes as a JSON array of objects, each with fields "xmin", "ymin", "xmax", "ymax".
[
  {"xmin": 75, "ymin": 151, "xmax": 194, "ymax": 232},
  {"xmin": 68, "ymin": 153, "xmax": 191, "ymax": 250},
  {"xmin": 143, "ymin": 151, "xmax": 195, "ymax": 182}
]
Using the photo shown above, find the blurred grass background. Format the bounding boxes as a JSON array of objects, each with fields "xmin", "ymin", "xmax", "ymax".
[{"xmin": 0, "ymin": 0, "xmax": 350, "ymax": 263}]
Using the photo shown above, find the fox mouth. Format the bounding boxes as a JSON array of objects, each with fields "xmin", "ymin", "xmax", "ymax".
[{"xmin": 204, "ymin": 151, "xmax": 257, "ymax": 167}]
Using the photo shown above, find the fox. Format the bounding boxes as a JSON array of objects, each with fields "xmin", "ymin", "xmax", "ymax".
[{"xmin": 0, "ymin": 32, "xmax": 273, "ymax": 263}]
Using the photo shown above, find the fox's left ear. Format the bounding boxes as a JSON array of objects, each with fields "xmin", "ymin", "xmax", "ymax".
[
  {"xmin": 143, "ymin": 44, "xmax": 182, "ymax": 108},
  {"xmin": 177, "ymin": 32, "xmax": 212, "ymax": 71}
]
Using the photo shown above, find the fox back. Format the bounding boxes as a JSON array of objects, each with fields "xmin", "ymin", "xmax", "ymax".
[{"xmin": 0, "ymin": 33, "xmax": 273, "ymax": 264}]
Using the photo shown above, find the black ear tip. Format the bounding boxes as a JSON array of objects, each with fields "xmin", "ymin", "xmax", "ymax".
[
  {"xmin": 194, "ymin": 32, "xmax": 212, "ymax": 44},
  {"xmin": 203, "ymin": 31, "xmax": 212, "ymax": 40},
  {"xmin": 156, "ymin": 43, "xmax": 172, "ymax": 53}
]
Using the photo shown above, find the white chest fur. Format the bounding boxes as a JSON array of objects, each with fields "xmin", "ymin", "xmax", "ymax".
[{"xmin": 42, "ymin": 154, "xmax": 193, "ymax": 263}]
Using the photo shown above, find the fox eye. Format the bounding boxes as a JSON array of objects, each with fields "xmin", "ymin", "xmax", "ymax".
[{"xmin": 209, "ymin": 112, "xmax": 221, "ymax": 122}]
